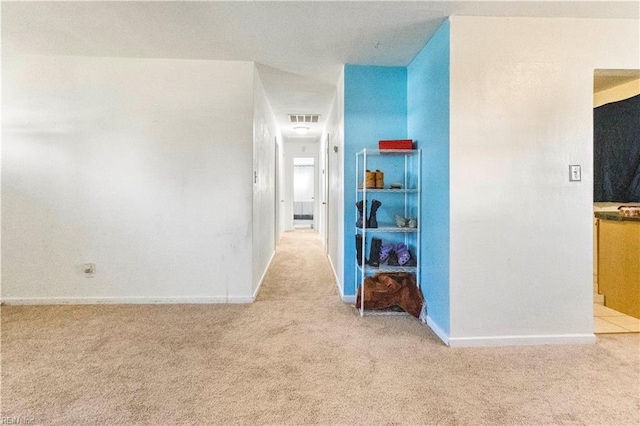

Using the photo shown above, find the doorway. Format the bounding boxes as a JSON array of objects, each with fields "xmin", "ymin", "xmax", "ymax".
[
  {"xmin": 293, "ymin": 157, "xmax": 316, "ymax": 229},
  {"xmin": 592, "ymin": 69, "xmax": 640, "ymax": 334},
  {"xmin": 322, "ymin": 133, "xmax": 330, "ymax": 254},
  {"xmin": 275, "ymin": 138, "xmax": 281, "ymax": 246}
]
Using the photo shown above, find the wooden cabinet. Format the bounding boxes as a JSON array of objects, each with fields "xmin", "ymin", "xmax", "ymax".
[{"xmin": 597, "ymin": 216, "xmax": 640, "ymax": 319}]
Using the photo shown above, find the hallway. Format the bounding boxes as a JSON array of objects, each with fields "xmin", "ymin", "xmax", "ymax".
[{"xmin": 256, "ymin": 229, "xmax": 336, "ymax": 301}]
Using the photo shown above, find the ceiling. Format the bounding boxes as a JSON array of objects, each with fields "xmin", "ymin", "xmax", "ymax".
[
  {"xmin": 3, "ymin": 1, "xmax": 638, "ymax": 140},
  {"xmin": 594, "ymin": 69, "xmax": 640, "ymax": 92}
]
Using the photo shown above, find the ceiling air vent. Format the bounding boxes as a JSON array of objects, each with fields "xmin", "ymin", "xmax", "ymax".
[{"xmin": 289, "ymin": 114, "xmax": 320, "ymax": 123}]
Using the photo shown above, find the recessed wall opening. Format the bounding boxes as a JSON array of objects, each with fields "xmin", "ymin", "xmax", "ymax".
[
  {"xmin": 293, "ymin": 157, "xmax": 316, "ymax": 229},
  {"xmin": 592, "ymin": 69, "xmax": 640, "ymax": 334}
]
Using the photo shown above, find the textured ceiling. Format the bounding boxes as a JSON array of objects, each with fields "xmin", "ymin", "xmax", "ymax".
[
  {"xmin": 3, "ymin": 1, "xmax": 639, "ymax": 140},
  {"xmin": 594, "ymin": 70, "xmax": 640, "ymax": 92}
]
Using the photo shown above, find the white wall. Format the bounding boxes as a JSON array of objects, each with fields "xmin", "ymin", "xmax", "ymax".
[
  {"xmin": 2, "ymin": 55, "xmax": 256, "ymax": 303},
  {"xmin": 0, "ymin": 5, "xmax": 4, "ymax": 296},
  {"xmin": 252, "ymin": 67, "xmax": 280, "ymax": 297},
  {"xmin": 323, "ymin": 70, "xmax": 345, "ymax": 298},
  {"xmin": 449, "ymin": 17, "xmax": 639, "ymax": 345},
  {"xmin": 282, "ymin": 138, "xmax": 319, "ymax": 231}
]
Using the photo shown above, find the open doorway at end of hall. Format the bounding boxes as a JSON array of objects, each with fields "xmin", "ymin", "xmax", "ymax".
[
  {"xmin": 592, "ymin": 69, "xmax": 640, "ymax": 334},
  {"xmin": 293, "ymin": 157, "xmax": 316, "ymax": 229}
]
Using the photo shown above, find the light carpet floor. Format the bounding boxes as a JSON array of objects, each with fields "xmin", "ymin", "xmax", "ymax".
[{"xmin": 1, "ymin": 229, "xmax": 639, "ymax": 425}]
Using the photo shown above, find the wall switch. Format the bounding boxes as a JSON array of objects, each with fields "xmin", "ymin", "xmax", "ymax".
[
  {"xmin": 569, "ymin": 165, "xmax": 581, "ymax": 182},
  {"xmin": 83, "ymin": 263, "xmax": 95, "ymax": 278}
]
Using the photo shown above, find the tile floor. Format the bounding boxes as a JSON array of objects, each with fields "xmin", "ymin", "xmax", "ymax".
[{"xmin": 594, "ymin": 303, "xmax": 640, "ymax": 334}]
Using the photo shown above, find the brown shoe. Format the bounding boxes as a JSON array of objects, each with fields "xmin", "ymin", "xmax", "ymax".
[
  {"xmin": 365, "ymin": 170, "xmax": 376, "ymax": 188},
  {"xmin": 375, "ymin": 170, "xmax": 384, "ymax": 189}
]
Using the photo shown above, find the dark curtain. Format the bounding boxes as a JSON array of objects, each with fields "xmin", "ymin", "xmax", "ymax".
[{"xmin": 594, "ymin": 93, "xmax": 640, "ymax": 202}]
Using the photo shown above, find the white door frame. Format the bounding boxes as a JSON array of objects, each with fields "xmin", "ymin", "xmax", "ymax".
[
  {"xmin": 274, "ymin": 137, "xmax": 280, "ymax": 246},
  {"xmin": 322, "ymin": 133, "xmax": 330, "ymax": 252},
  {"xmin": 282, "ymin": 140, "xmax": 320, "ymax": 231},
  {"xmin": 291, "ymin": 155, "xmax": 318, "ymax": 229}
]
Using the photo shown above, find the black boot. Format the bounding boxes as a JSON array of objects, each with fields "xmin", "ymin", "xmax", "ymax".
[
  {"xmin": 355, "ymin": 200, "xmax": 365, "ymax": 228},
  {"xmin": 355, "ymin": 234, "xmax": 366, "ymax": 266},
  {"xmin": 368, "ymin": 238, "xmax": 382, "ymax": 267},
  {"xmin": 387, "ymin": 249, "xmax": 399, "ymax": 266},
  {"xmin": 367, "ymin": 199, "xmax": 381, "ymax": 228}
]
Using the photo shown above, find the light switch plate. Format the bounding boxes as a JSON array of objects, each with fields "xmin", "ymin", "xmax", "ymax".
[{"xmin": 569, "ymin": 165, "xmax": 581, "ymax": 182}]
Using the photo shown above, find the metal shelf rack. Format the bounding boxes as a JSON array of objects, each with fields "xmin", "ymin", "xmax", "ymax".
[{"xmin": 355, "ymin": 148, "xmax": 421, "ymax": 317}]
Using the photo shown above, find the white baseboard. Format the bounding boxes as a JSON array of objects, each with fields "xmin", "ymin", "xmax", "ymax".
[
  {"xmin": 327, "ymin": 254, "xmax": 347, "ymax": 301},
  {"xmin": 342, "ymin": 295, "xmax": 356, "ymax": 304},
  {"xmin": 0, "ymin": 296, "xmax": 254, "ymax": 305},
  {"xmin": 327, "ymin": 254, "xmax": 357, "ymax": 304},
  {"xmin": 427, "ymin": 315, "xmax": 450, "ymax": 346},
  {"xmin": 448, "ymin": 333, "xmax": 596, "ymax": 348},
  {"xmin": 253, "ymin": 250, "xmax": 276, "ymax": 301},
  {"xmin": 593, "ymin": 292, "xmax": 605, "ymax": 304}
]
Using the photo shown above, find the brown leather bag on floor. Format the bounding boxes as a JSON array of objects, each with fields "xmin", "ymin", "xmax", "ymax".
[{"xmin": 356, "ymin": 272, "xmax": 424, "ymax": 318}]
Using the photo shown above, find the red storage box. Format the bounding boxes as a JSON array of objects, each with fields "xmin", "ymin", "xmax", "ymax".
[{"xmin": 378, "ymin": 139, "xmax": 413, "ymax": 150}]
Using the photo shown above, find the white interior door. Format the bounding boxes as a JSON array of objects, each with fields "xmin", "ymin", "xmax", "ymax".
[
  {"xmin": 274, "ymin": 138, "xmax": 280, "ymax": 245},
  {"xmin": 322, "ymin": 134, "xmax": 330, "ymax": 252},
  {"xmin": 292, "ymin": 157, "xmax": 315, "ymax": 228}
]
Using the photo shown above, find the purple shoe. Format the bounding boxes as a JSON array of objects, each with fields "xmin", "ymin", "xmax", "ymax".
[
  {"xmin": 396, "ymin": 243, "xmax": 410, "ymax": 266},
  {"xmin": 380, "ymin": 244, "xmax": 394, "ymax": 263}
]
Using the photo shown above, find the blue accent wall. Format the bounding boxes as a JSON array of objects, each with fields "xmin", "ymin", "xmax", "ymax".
[
  {"xmin": 407, "ymin": 21, "xmax": 451, "ymax": 334},
  {"xmin": 343, "ymin": 65, "xmax": 407, "ymax": 295}
]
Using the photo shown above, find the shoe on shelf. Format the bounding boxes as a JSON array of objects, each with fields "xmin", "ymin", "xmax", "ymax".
[
  {"xmin": 355, "ymin": 234, "xmax": 366, "ymax": 266},
  {"xmin": 367, "ymin": 199, "xmax": 381, "ymax": 228},
  {"xmin": 365, "ymin": 170, "xmax": 376, "ymax": 189},
  {"xmin": 395, "ymin": 215, "xmax": 408, "ymax": 228},
  {"xmin": 356, "ymin": 200, "xmax": 365, "ymax": 228},
  {"xmin": 396, "ymin": 243, "xmax": 410, "ymax": 266},
  {"xmin": 404, "ymin": 250, "xmax": 417, "ymax": 267},
  {"xmin": 367, "ymin": 237, "xmax": 382, "ymax": 267},
  {"xmin": 379, "ymin": 243, "xmax": 394, "ymax": 264},
  {"xmin": 387, "ymin": 250, "xmax": 399, "ymax": 266},
  {"xmin": 375, "ymin": 170, "xmax": 384, "ymax": 189}
]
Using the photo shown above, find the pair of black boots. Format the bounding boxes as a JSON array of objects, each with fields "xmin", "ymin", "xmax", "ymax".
[
  {"xmin": 355, "ymin": 235, "xmax": 382, "ymax": 267},
  {"xmin": 356, "ymin": 199, "xmax": 381, "ymax": 229}
]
